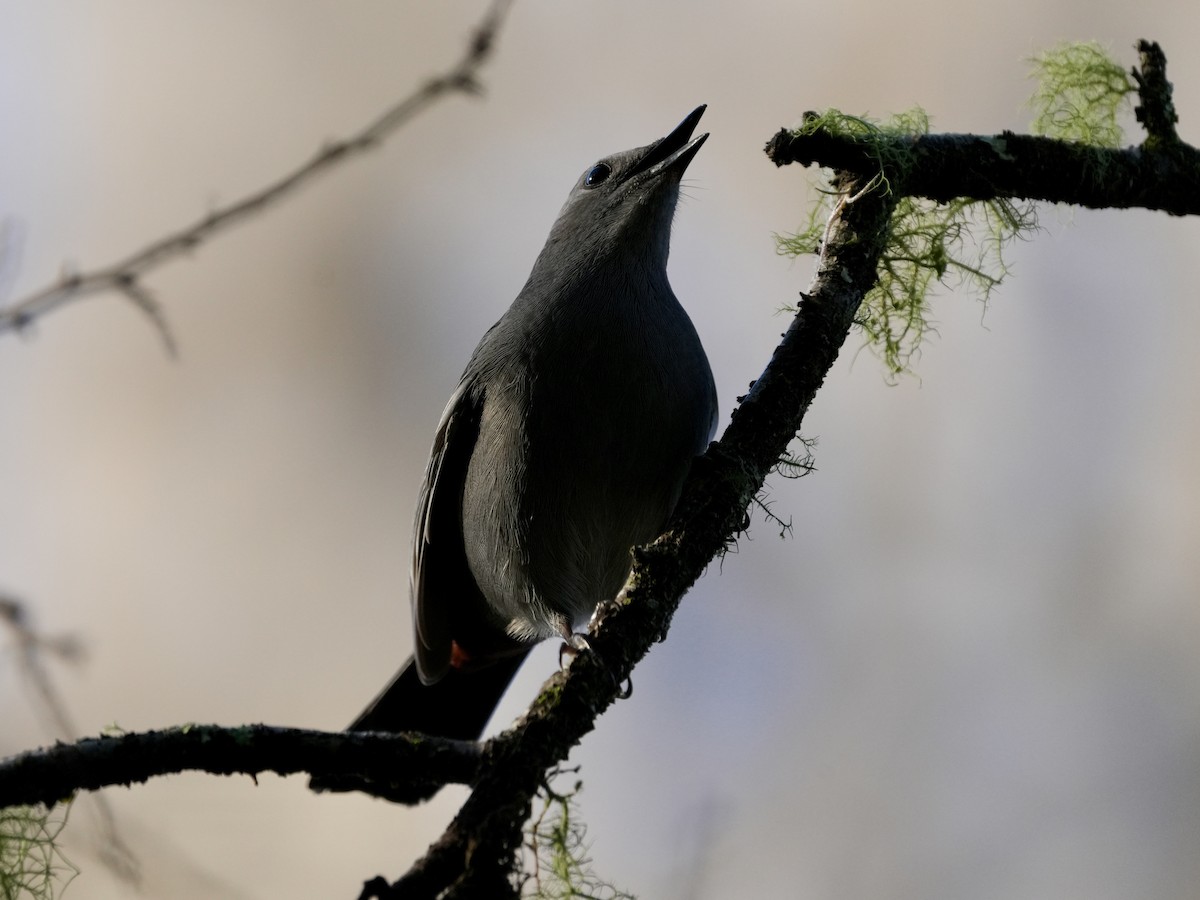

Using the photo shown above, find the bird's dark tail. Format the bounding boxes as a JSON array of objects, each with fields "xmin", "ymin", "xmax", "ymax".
[
  {"xmin": 345, "ymin": 652, "xmax": 530, "ymax": 740},
  {"xmin": 309, "ymin": 652, "xmax": 530, "ymax": 798}
]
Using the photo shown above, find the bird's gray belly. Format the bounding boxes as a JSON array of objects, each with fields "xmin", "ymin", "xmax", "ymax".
[{"xmin": 460, "ymin": 337, "xmax": 706, "ymax": 640}]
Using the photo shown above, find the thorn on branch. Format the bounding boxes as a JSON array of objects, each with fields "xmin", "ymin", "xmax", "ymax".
[
  {"xmin": 469, "ymin": 0, "xmax": 513, "ymax": 60},
  {"xmin": 616, "ymin": 676, "xmax": 633, "ymax": 700},
  {"xmin": 452, "ymin": 73, "xmax": 485, "ymax": 97},
  {"xmin": 117, "ymin": 276, "xmax": 178, "ymax": 358}
]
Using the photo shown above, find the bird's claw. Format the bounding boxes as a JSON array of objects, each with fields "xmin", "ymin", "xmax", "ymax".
[{"xmin": 558, "ymin": 633, "xmax": 591, "ymax": 669}]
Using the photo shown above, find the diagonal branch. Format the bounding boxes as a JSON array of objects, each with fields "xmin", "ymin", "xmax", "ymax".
[
  {"xmin": 376, "ymin": 175, "xmax": 899, "ymax": 898},
  {"xmin": 0, "ymin": 0, "xmax": 514, "ymax": 346},
  {"xmin": 382, "ymin": 37, "xmax": 1198, "ymax": 897}
]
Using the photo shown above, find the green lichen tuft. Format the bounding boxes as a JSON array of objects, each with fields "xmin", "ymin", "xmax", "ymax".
[
  {"xmin": 863, "ymin": 192, "xmax": 1036, "ymax": 376},
  {"xmin": 786, "ymin": 107, "xmax": 930, "ymax": 201},
  {"xmin": 0, "ymin": 804, "xmax": 79, "ymax": 900},
  {"xmin": 524, "ymin": 775, "xmax": 633, "ymax": 899},
  {"xmin": 777, "ymin": 108, "xmax": 1037, "ymax": 377},
  {"xmin": 1029, "ymin": 42, "xmax": 1133, "ymax": 147}
]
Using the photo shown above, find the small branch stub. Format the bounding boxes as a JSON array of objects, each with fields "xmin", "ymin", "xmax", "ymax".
[{"xmin": 1133, "ymin": 39, "xmax": 1180, "ymax": 147}]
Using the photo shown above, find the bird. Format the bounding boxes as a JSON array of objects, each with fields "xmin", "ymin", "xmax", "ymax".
[{"xmin": 334, "ymin": 106, "xmax": 717, "ymax": 746}]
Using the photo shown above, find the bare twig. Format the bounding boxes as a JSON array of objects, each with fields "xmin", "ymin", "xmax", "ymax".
[
  {"xmin": 0, "ymin": 0, "xmax": 515, "ymax": 346},
  {"xmin": 117, "ymin": 276, "xmax": 177, "ymax": 358},
  {"xmin": 0, "ymin": 596, "xmax": 84, "ymax": 747}
]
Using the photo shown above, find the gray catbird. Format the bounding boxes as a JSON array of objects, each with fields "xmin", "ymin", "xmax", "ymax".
[{"xmin": 336, "ymin": 106, "xmax": 717, "ymax": 743}]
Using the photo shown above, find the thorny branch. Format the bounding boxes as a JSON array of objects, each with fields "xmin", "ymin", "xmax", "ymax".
[{"xmin": 0, "ymin": 0, "xmax": 515, "ymax": 351}]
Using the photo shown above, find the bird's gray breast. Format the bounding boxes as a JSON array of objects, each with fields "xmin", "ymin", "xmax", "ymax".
[{"xmin": 459, "ymin": 273, "xmax": 714, "ymax": 641}]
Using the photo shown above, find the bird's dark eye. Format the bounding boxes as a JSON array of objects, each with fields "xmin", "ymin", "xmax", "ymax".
[{"xmin": 584, "ymin": 163, "xmax": 611, "ymax": 187}]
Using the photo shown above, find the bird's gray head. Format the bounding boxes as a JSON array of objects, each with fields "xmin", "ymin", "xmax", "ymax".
[{"xmin": 537, "ymin": 105, "xmax": 708, "ymax": 278}]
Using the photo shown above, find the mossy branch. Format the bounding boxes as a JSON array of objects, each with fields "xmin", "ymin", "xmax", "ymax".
[
  {"xmin": 767, "ymin": 40, "xmax": 1196, "ymax": 216},
  {"xmin": 765, "ymin": 122, "xmax": 1200, "ymax": 215}
]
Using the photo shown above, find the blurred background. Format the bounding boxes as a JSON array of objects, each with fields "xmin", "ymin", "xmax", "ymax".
[{"xmin": 2, "ymin": 2, "xmax": 1199, "ymax": 897}]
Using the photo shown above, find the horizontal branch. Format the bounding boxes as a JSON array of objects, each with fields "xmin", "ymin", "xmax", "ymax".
[
  {"xmin": 766, "ymin": 40, "xmax": 1200, "ymax": 217},
  {"xmin": 766, "ymin": 127, "xmax": 1200, "ymax": 216},
  {"xmin": 0, "ymin": 725, "xmax": 481, "ymax": 808}
]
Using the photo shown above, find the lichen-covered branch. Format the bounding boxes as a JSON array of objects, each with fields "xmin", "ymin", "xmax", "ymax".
[
  {"xmin": 766, "ymin": 39, "xmax": 1199, "ymax": 217},
  {"xmin": 766, "ymin": 126, "xmax": 1200, "ymax": 216},
  {"xmin": 0, "ymin": 725, "xmax": 481, "ymax": 808}
]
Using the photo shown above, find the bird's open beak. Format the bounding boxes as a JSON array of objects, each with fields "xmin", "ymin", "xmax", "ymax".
[{"xmin": 626, "ymin": 105, "xmax": 709, "ymax": 181}]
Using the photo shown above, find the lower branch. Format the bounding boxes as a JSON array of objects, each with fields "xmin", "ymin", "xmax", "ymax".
[{"xmin": 0, "ymin": 725, "xmax": 481, "ymax": 808}]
